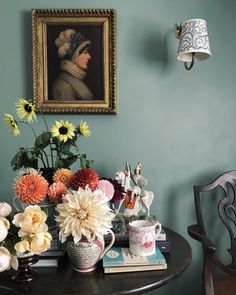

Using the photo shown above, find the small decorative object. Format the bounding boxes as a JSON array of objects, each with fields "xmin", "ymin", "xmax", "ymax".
[
  {"xmin": 0, "ymin": 202, "xmax": 52, "ymax": 281},
  {"xmin": 4, "ymin": 98, "xmax": 92, "ymax": 171},
  {"xmin": 129, "ymin": 219, "xmax": 162, "ymax": 257},
  {"xmin": 55, "ymin": 187, "xmax": 115, "ymax": 272},
  {"xmin": 114, "ymin": 162, "xmax": 155, "ymax": 217}
]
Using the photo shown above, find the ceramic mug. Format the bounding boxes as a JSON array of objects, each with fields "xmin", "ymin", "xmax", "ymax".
[{"xmin": 129, "ymin": 220, "xmax": 162, "ymax": 256}]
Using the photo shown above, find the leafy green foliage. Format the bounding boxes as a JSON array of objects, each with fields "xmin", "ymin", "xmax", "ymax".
[
  {"xmin": 11, "ymin": 147, "xmax": 38, "ymax": 170},
  {"xmin": 11, "ymin": 132, "xmax": 91, "ymax": 171},
  {"xmin": 34, "ymin": 132, "xmax": 51, "ymax": 150},
  {"xmin": 80, "ymin": 154, "xmax": 93, "ymax": 168}
]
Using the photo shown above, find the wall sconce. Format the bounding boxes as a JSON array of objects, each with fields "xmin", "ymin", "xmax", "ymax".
[{"xmin": 173, "ymin": 19, "xmax": 211, "ymax": 70}]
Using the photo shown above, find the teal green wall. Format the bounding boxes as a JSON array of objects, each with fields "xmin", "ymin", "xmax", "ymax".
[{"xmin": 1, "ymin": 0, "xmax": 236, "ymax": 294}]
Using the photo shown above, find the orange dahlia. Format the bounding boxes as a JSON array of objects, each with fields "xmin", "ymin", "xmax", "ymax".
[
  {"xmin": 53, "ymin": 168, "xmax": 73, "ymax": 188},
  {"xmin": 71, "ymin": 168, "xmax": 99, "ymax": 191},
  {"xmin": 47, "ymin": 182, "xmax": 67, "ymax": 203},
  {"xmin": 14, "ymin": 174, "xmax": 49, "ymax": 204}
]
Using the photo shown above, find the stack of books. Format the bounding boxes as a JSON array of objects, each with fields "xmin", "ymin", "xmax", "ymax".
[{"xmin": 103, "ymin": 246, "xmax": 167, "ymax": 273}]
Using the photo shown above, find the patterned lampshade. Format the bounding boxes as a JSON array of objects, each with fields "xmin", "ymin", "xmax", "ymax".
[{"xmin": 177, "ymin": 19, "xmax": 211, "ymax": 63}]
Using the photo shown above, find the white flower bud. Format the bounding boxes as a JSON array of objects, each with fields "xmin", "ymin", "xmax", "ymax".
[
  {"xmin": 0, "ymin": 217, "xmax": 10, "ymax": 242},
  {"xmin": 0, "ymin": 202, "xmax": 12, "ymax": 218},
  {"xmin": 31, "ymin": 232, "xmax": 52, "ymax": 254},
  {"xmin": 14, "ymin": 240, "xmax": 30, "ymax": 254},
  {"xmin": 0, "ymin": 246, "xmax": 18, "ymax": 272}
]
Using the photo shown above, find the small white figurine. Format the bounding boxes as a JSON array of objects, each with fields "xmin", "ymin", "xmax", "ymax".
[{"xmin": 115, "ymin": 162, "xmax": 154, "ymax": 217}]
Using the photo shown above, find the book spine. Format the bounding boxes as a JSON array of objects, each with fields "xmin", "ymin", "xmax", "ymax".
[
  {"xmin": 103, "ymin": 259, "xmax": 166, "ymax": 267},
  {"xmin": 104, "ymin": 263, "xmax": 167, "ymax": 273},
  {"xmin": 156, "ymin": 240, "xmax": 170, "ymax": 253}
]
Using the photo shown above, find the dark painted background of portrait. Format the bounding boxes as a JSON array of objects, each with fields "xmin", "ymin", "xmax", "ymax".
[{"xmin": 47, "ymin": 24, "xmax": 103, "ymax": 101}]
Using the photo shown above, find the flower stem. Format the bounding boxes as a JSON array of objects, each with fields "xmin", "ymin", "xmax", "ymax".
[
  {"xmin": 41, "ymin": 150, "xmax": 50, "ymax": 167},
  {"xmin": 19, "ymin": 121, "xmax": 37, "ymax": 138},
  {"xmin": 39, "ymin": 109, "xmax": 54, "ymax": 167}
]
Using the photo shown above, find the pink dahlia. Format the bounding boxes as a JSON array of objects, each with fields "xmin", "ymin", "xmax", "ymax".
[
  {"xmin": 103, "ymin": 178, "xmax": 126, "ymax": 202},
  {"xmin": 97, "ymin": 180, "xmax": 114, "ymax": 201},
  {"xmin": 47, "ymin": 182, "xmax": 67, "ymax": 203},
  {"xmin": 71, "ymin": 168, "xmax": 99, "ymax": 191},
  {"xmin": 14, "ymin": 174, "xmax": 49, "ymax": 204}
]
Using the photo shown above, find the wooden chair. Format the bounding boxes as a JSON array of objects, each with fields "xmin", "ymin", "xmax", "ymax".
[{"xmin": 188, "ymin": 171, "xmax": 236, "ymax": 295}]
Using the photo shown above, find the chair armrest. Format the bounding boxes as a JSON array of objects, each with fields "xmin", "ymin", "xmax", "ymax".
[{"xmin": 188, "ymin": 224, "xmax": 216, "ymax": 253}]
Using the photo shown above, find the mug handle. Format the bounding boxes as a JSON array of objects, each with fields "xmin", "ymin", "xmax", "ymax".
[
  {"xmin": 154, "ymin": 222, "xmax": 162, "ymax": 239},
  {"xmin": 99, "ymin": 229, "xmax": 115, "ymax": 259}
]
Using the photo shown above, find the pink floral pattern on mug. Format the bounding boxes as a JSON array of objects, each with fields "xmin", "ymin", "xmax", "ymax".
[
  {"xmin": 129, "ymin": 220, "xmax": 162, "ymax": 256},
  {"xmin": 141, "ymin": 233, "xmax": 155, "ymax": 253}
]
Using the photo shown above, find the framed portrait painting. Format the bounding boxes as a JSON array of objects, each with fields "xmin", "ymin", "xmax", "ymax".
[{"xmin": 32, "ymin": 9, "xmax": 117, "ymax": 114}]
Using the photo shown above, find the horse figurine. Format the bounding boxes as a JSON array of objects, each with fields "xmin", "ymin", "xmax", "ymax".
[{"xmin": 115, "ymin": 162, "xmax": 154, "ymax": 217}]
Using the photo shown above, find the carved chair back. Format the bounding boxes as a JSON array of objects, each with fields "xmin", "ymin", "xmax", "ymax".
[{"xmin": 194, "ymin": 170, "xmax": 236, "ymax": 274}]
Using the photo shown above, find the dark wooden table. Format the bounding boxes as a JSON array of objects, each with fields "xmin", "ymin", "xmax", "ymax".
[{"xmin": 0, "ymin": 228, "xmax": 192, "ymax": 295}]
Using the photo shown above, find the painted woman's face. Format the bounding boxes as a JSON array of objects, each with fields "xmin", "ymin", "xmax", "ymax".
[{"xmin": 74, "ymin": 48, "xmax": 91, "ymax": 70}]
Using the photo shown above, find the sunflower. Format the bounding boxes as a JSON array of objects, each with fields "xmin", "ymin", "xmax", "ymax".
[
  {"xmin": 55, "ymin": 187, "xmax": 115, "ymax": 243},
  {"xmin": 51, "ymin": 120, "xmax": 75, "ymax": 143},
  {"xmin": 16, "ymin": 98, "xmax": 36, "ymax": 123},
  {"xmin": 53, "ymin": 168, "xmax": 73, "ymax": 188},
  {"xmin": 78, "ymin": 120, "xmax": 91, "ymax": 137},
  {"xmin": 4, "ymin": 114, "xmax": 20, "ymax": 136}
]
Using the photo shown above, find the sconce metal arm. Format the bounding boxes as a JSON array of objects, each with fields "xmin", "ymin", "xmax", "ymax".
[
  {"xmin": 173, "ymin": 23, "xmax": 182, "ymax": 39},
  {"xmin": 184, "ymin": 53, "xmax": 195, "ymax": 70}
]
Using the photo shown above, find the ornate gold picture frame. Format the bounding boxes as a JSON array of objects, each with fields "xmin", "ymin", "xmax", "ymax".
[{"xmin": 32, "ymin": 9, "xmax": 117, "ymax": 114}]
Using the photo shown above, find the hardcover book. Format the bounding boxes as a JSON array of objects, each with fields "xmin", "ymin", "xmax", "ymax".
[
  {"xmin": 33, "ymin": 257, "xmax": 59, "ymax": 267},
  {"xmin": 103, "ymin": 247, "xmax": 166, "ymax": 268},
  {"xmin": 156, "ymin": 240, "xmax": 170, "ymax": 253},
  {"xmin": 104, "ymin": 262, "xmax": 167, "ymax": 273}
]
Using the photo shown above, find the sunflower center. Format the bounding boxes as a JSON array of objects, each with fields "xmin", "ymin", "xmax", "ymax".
[
  {"xmin": 76, "ymin": 208, "xmax": 88, "ymax": 220},
  {"xmin": 59, "ymin": 126, "xmax": 68, "ymax": 135},
  {"xmin": 10, "ymin": 119, "xmax": 16, "ymax": 127},
  {"xmin": 24, "ymin": 104, "xmax": 32, "ymax": 113}
]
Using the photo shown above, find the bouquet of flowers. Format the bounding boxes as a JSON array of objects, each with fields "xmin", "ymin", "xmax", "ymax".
[
  {"xmin": 13, "ymin": 168, "xmax": 74, "ymax": 205},
  {"xmin": 55, "ymin": 167, "xmax": 125, "ymax": 243},
  {"xmin": 4, "ymin": 98, "xmax": 92, "ymax": 170},
  {"xmin": 0, "ymin": 202, "xmax": 52, "ymax": 272}
]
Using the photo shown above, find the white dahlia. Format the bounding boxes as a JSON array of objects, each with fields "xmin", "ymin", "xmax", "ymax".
[{"xmin": 55, "ymin": 187, "xmax": 115, "ymax": 243}]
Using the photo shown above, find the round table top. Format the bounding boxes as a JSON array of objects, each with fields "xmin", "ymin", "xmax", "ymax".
[{"xmin": 0, "ymin": 228, "xmax": 192, "ymax": 295}]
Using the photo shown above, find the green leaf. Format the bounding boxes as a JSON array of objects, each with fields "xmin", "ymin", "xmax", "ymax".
[
  {"xmin": 11, "ymin": 148, "xmax": 38, "ymax": 170},
  {"xmin": 27, "ymin": 150, "xmax": 37, "ymax": 160},
  {"xmin": 52, "ymin": 137, "xmax": 58, "ymax": 145},
  {"xmin": 55, "ymin": 155, "xmax": 78, "ymax": 169},
  {"xmin": 34, "ymin": 132, "xmax": 51, "ymax": 149},
  {"xmin": 42, "ymin": 208, "xmax": 49, "ymax": 216},
  {"xmin": 60, "ymin": 141, "xmax": 71, "ymax": 154},
  {"xmin": 79, "ymin": 154, "xmax": 93, "ymax": 168}
]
